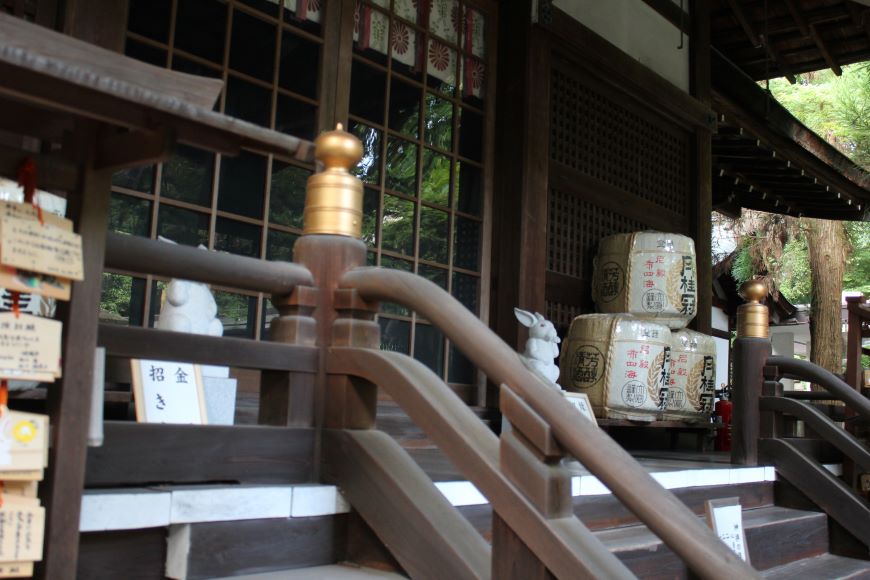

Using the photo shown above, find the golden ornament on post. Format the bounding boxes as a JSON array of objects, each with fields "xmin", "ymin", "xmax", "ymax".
[
  {"xmin": 302, "ymin": 123, "xmax": 364, "ymax": 237},
  {"xmin": 736, "ymin": 279, "xmax": 769, "ymax": 339}
]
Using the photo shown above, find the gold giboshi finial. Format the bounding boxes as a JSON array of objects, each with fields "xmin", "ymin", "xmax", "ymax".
[
  {"xmin": 738, "ymin": 280, "xmax": 767, "ymax": 304},
  {"xmin": 302, "ymin": 123, "xmax": 364, "ymax": 237},
  {"xmin": 736, "ymin": 279, "xmax": 769, "ymax": 339}
]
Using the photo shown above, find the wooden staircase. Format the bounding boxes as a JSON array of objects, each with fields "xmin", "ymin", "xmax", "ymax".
[{"xmin": 109, "ymin": 435, "xmax": 865, "ymax": 580}]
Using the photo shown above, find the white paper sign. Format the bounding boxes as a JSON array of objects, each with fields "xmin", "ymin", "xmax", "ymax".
[
  {"xmin": 131, "ymin": 360, "xmax": 207, "ymax": 425},
  {"xmin": 564, "ymin": 392, "xmax": 597, "ymax": 424},
  {"xmin": 706, "ymin": 498, "xmax": 749, "ymax": 562}
]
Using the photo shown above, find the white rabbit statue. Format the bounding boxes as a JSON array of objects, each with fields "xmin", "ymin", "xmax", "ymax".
[
  {"xmin": 514, "ymin": 308, "xmax": 561, "ymax": 387},
  {"xmin": 155, "ymin": 238, "xmax": 223, "ymax": 337}
]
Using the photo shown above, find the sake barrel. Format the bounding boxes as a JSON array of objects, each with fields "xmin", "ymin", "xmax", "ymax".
[
  {"xmin": 664, "ymin": 329, "xmax": 716, "ymax": 422},
  {"xmin": 592, "ymin": 231, "xmax": 697, "ymax": 329},
  {"xmin": 559, "ymin": 314, "xmax": 672, "ymax": 421}
]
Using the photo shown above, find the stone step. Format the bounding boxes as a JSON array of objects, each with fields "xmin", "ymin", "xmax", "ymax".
[
  {"xmin": 215, "ymin": 564, "xmax": 407, "ymax": 579},
  {"xmin": 596, "ymin": 506, "xmax": 828, "ymax": 578},
  {"xmin": 761, "ymin": 553, "xmax": 870, "ymax": 579}
]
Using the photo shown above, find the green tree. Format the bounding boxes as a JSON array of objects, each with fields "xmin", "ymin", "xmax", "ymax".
[{"xmin": 738, "ymin": 65, "xmax": 870, "ymax": 375}]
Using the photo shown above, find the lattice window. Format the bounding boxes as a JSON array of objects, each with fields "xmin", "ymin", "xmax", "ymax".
[
  {"xmin": 106, "ymin": 0, "xmax": 326, "ymax": 340},
  {"xmin": 549, "ymin": 67, "xmax": 689, "ymax": 217},
  {"xmin": 547, "ymin": 187, "xmax": 645, "ymax": 278},
  {"xmin": 545, "ymin": 300, "xmax": 583, "ymax": 334},
  {"xmin": 350, "ymin": 0, "xmax": 490, "ymax": 385}
]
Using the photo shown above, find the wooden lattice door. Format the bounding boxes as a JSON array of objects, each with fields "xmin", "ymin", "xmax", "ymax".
[{"xmin": 545, "ymin": 53, "xmax": 693, "ymax": 335}]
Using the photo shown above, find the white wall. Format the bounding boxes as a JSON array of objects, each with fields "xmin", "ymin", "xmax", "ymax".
[{"xmin": 552, "ymin": 0, "xmax": 690, "ymax": 91}]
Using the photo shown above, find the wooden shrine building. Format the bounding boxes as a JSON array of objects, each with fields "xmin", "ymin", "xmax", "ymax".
[{"xmin": 1, "ymin": 0, "xmax": 870, "ymax": 579}]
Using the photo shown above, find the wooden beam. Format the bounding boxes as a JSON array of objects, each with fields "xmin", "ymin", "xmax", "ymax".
[
  {"xmin": 98, "ymin": 324, "xmax": 320, "ymax": 372},
  {"xmin": 783, "ymin": 0, "xmax": 810, "ymax": 38},
  {"xmin": 759, "ymin": 34, "xmax": 797, "ymax": 84},
  {"xmin": 712, "ymin": 50, "xmax": 870, "ymax": 215},
  {"xmin": 546, "ymin": 8, "xmax": 716, "ymax": 132},
  {"xmin": 640, "ymin": 0, "xmax": 690, "ymax": 33},
  {"xmin": 810, "ymin": 24, "xmax": 843, "ymax": 76},
  {"xmin": 0, "ymin": 145, "xmax": 80, "ymax": 190},
  {"xmin": 726, "ymin": 0, "xmax": 761, "ymax": 47},
  {"xmin": 86, "ymin": 422, "xmax": 315, "ymax": 486},
  {"xmin": 716, "ymin": 7, "xmax": 851, "ymax": 45},
  {"xmin": 95, "ymin": 127, "xmax": 175, "ymax": 171},
  {"xmin": 549, "ymin": 164, "xmax": 689, "ymax": 233},
  {"xmin": 691, "ymin": 0, "xmax": 713, "ymax": 335}
]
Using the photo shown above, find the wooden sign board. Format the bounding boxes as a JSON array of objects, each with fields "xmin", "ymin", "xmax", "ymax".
[
  {"xmin": 0, "ymin": 201, "xmax": 83, "ymax": 282},
  {"xmin": 0, "ymin": 561, "xmax": 34, "ymax": 578},
  {"xmin": 131, "ymin": 360, "xmax": 208, "ymax": 425},
  {"xmin": 0, "ymin": 503, "xmax": 44, "ymax": 563},
  {"xmin": 0, "ymin": 313, "xmax": 62, "ymax": 381},
  {"xmin": 564, "ymin": 392, "xmax": 597, "ymax": 424},
  {"xmin": 0, "ymin": 410, "xmax": 49, "ymax": 473},
  {"xmin": 705, "ymin": 497, "xmax": 750, "ymax": 563}
]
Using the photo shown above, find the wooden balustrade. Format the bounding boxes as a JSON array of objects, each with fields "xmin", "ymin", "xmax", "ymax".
[
  {"xmin": 340, "ymin": 266, "xmax": 759, "ymax": 580},
  {"xmin": 730, "ymin": 283, "xmax": 870, "ymax": 554}
]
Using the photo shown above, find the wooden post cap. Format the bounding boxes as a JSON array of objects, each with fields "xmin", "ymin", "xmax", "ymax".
[
  {"xmin": 302, "ymin": 124, "xmax": 364, "ymax": 237},
  {"xmin": 737, "ymin": 280, "xmax": 769, "ymax": 339}
]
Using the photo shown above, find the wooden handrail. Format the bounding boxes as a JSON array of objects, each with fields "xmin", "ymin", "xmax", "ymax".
[
  {"xmin": 327, "ymin": 347, "xmax": 634, "ymax": 579},
  {"xmin": 340, "ymin": 267, "xmax": 759, "ymax": 580},
  {"xmin": 759, "ymin": 438, "xmax": 870, "ymax": 547},
  {"xmin": 768, "ymin": 355, "xmax": 870, "ymax": 422},
  {"xmin": 322, "ymin": 428, "xmax": 492, "ymax": 580},
  {"xmin": 759, "ymin": 396, "xmax": 870, "ymax": 471},
  {"xmin": 97, "ymin": 324, "xmax": 318, "ymax": 372},
  {"xmin": 104, "ymin": 232, "xmax": 314, "ymax": 294}
]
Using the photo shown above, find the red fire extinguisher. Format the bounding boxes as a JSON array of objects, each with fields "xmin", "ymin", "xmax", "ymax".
[{"xmin": 715, "ymin": 386, "xmax": 732, "ymax": 452}]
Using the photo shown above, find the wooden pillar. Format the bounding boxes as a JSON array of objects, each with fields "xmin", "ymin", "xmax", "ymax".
[
  {"xmin": 730, "ymin": 281, "xmax": 771, "ymax": 466},
  {"xmin": 34, "ymin": 9, "xmax": 128, "ymax": 578},
  {"xmin": 62, "ymin": 0, "xmax": 128, "ymax": 51},
  {"xmin": 490, "ymin": 1, "xmax": 550, "ymax": 406},
  {"xmin": 318, "ymin": 0, "xmax": 355, "ymax": 131},
  {"xmin": 690, "ymin": 0, "xmax": 713, "ymax": 335},
  {"xmin": 39, "ymin": 128, "xmax": 112, "ymax": 580}
]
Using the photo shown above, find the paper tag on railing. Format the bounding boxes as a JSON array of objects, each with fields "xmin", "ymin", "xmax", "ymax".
[
  {"xmin": 0, "ymin": 313, "xmax": 61, "ymax": 381},
  {"xmin": 0, "ymin": 201, "xmax": 83, "ymax": 282}
]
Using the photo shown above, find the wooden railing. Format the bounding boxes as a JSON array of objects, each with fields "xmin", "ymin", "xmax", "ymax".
[
  {"xmin": 731, "ymin": 287, "xmax": 870, "ymax": 552},
  {"xmin": 339, "ymin": 267, "xmax": 758, "ymax": 579},
  {"xmin": 757, "ymin": 358, "xmax": 870, "ymax": 547}
]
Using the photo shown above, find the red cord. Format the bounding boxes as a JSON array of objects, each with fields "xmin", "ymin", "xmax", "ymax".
[{"xmin": 10, "ymin": 293, "xmax": 19, "ymax": 319}]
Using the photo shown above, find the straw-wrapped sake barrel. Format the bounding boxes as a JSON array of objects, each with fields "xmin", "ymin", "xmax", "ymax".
[
  {"xmin": 559, "ymin": 314, "xmax": 672, "ymax": 421},
  {"xmin": 664, "ymin": 329, "xmax": 717, "ymax": 422},
  {"xmin": 592, "ymin": 231, "xmax": 697, "ymax": 329}
]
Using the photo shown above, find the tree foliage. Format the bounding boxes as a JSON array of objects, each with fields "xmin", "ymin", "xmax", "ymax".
[{"xmin": 731, "ymin": 65, "xmax": 870, "ymax": 303}]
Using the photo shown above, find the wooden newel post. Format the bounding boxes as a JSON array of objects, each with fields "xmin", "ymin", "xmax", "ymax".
[
  {"xmin": 494, "ymin": 386, "xmax": 572, "ymax": 579},
  {"xmin": 288, "ymin": 124, "xmax": 377, "ymax": 466},
  {"xmin": 845, "ymin": 294, "xmax": 866, "ymax": 394},
  {"xmin": 731, "ymin": 280, "xmax": 771, "ymax": 466}
]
